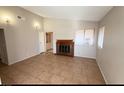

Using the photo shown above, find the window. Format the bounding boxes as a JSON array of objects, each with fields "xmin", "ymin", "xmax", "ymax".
[
  {"xmin": 84, "ymin": 29, "xmax": 94, "ymax": 46},
  {"xmin": 75, "ymin": 29, "xmax": 94, "ymax": 46},
  {"xmin": 75, "ymin": 30, "xmax": 85, "ymax": 45},
  {"xmin": 98, "ymin": 26, "xmax": 105, "ymax": 49}
]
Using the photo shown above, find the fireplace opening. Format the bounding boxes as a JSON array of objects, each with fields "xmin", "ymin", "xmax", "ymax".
[{"xmin": 56, "ymin": 40, "xmax": 74, "ymax": 57}]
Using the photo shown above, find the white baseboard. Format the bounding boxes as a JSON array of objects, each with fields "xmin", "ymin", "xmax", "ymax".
[
  {"xmin": 74, "ymin": 55, "xmax": 96, "ymax": 59},
  {"xmin": 97, "ymin": 61, "xmax": 108, "ymax": 84},
  {"xmin": 8, "ymin": 53, "xmax": 40, "ymax": 65}
]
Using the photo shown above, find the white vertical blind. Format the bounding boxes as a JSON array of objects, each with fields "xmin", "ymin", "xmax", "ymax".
[
  {"xmin": 84, "ymin": 29, "xmax": 94, "ymax": 46},
  {"xmin": 98, "ymin": 26, "xmax": 105, "ymax": 49},
  {"xmin": 75, "ymin": 30, "xmax": 85, "ymax": 45},
  {"xmin": 75, "ymin": 29, "xmax": 94, "ymax": 46}
]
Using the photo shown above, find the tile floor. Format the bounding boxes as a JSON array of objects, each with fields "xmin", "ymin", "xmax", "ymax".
[{"xmin": 0, "ymin": 53, "xmax": 105, "ymax": 85}]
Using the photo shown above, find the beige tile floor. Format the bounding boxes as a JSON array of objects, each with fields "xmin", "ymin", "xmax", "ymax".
[{"xmin": 0, "ymin": 53, "xmax": 105, "ymax": 85}]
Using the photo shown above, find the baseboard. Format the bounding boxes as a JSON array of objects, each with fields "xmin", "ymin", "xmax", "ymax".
[
  {"xmin": 8, "ymin": 53, "xmax": 40, "ymax": 65},
  {"xmin": 97, "ymin": 61, "xmax": 108, "ymax": 84},
  {"xmin": 74, "ymin": 55, "xmax": 96, "ymax": 60}
]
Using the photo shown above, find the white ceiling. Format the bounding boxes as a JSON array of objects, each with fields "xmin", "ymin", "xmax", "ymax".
[{"xmin": 21, "ymin": 6, "xmax": 113, "ymax": 21}]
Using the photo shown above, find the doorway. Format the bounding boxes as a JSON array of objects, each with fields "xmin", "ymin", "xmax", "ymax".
[
  {"xmin": 38, "ymin": 31, "xmax": 45, "ymax": 53},
  {"xmin": 0, "ymin": 28, "xmax": 8, "ymax": 65},
  {"xmin": 46, "ymin": 32, "xmax": 53, "ymax": 53}
]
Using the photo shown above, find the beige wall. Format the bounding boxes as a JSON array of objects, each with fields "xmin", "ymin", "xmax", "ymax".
[
  {"xmin": 44, "ymin": 18, "xmax": 98, "ymax": 58},
  {"xmin": 97, "ymin": 7, "xmax": 124, "ymax": 84},
  {"xmin": 0, "ymin": 6, "xmax": 44, "ymax": 65}
]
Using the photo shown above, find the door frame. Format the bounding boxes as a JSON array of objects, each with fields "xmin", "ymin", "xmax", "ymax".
[
  {"xmin": 45, "ymin": 32, "xmax": 53, "ymax": 52},
  {"xmin": 0, "ymin": 28, "xmax": 8, "ymax": 64}
]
